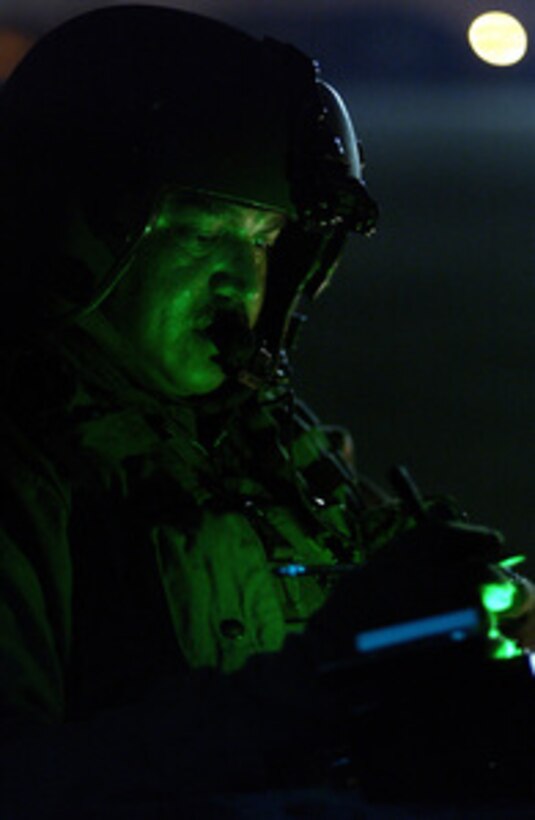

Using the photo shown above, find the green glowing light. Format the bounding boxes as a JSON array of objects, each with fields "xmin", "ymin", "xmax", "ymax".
[
  {"xmin": 498, "ymin": 554, "xmax": 526, "ymax": 569},
  {"xmin": 480, "ymin": 582, "xmax": 516, "ymax": 614},
  {"xmin": 483, "ymin": 587, "xmax": 523, "ymax": 661},
  {"xmin": 487, "ymin": 626, "xmax": 522, "ymax": 660},
  {"xmin": 489, "ymin": 636, "xmax": 522, "ymax": 660}
]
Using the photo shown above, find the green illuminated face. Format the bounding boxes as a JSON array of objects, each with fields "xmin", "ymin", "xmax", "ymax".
[{"xmin": 101, "ymin": 195, "xmax": 286, "ymax": 397}]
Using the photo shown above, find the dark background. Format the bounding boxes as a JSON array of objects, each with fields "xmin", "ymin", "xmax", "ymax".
[{"xmin": 1, "ymin": 1, "xmax": 534, "ymax": 566}]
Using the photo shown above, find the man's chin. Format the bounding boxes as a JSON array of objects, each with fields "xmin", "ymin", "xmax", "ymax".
[
  {"xmin": 176, "ymin": 359, "xmax": 226, "ymax": 397},
  {"xmin": 133, "ymin": 356, "xmax": 224, "ymax": 399}
]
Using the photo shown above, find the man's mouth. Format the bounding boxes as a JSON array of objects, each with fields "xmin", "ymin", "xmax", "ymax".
[{"xmin": 203, "ymin": 308, "xmax": 255, "ymax": 374}]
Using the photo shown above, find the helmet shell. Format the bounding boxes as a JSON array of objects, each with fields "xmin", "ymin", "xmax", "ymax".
[
  {"xmin": 0, "ymin": 5, "xmax": 377, "ymax": 366},
  {"xmin": 0, "ymin": 6, "xmax": 313, "ymax": 227}
]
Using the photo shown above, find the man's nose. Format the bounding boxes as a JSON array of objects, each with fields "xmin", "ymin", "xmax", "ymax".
[{"xmin": 209, "ymin": 241, "xmax": 265, "ymax": 326}]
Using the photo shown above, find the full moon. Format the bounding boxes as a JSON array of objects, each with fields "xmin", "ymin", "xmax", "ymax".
[{"xmin": 467, "ymin": 11, "xmax": 528, "ymax": 67}]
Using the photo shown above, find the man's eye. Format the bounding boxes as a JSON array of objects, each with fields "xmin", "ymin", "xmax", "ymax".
[
  {"xmin": 195, "ymin": 233, "xmax": 217, "ymax": 244},
  {"xmin": 184, "ymin": 232, "xmax": 220, "ymax": 252},
  {"xmin": 253, "ymin": 235, "xmax": 277, "ymax": 250}
]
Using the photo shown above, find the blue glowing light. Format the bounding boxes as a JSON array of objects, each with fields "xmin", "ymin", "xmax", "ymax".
[
  {"xmin": 276, "ymin": 564, "xmax": 307, "ymax": 577},
  {"xmin": 355, "ymin": 608, "xmax": 481, "ymax": 653}
]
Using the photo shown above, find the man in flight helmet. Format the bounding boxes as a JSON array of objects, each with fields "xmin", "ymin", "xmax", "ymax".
[{"xmin": 1, "ymin": 5, "xmax": 534, "ymax": 815}]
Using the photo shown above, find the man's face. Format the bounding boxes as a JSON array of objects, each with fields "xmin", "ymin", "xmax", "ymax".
[{"xmin": 100, "ymin": 194, "xmax": 286, "ymax": 398}]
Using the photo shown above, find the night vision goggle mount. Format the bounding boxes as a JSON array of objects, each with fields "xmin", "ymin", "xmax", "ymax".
[{"xmin": 293, "ymin": 77, "xmax": 378, "ymax": 237}]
